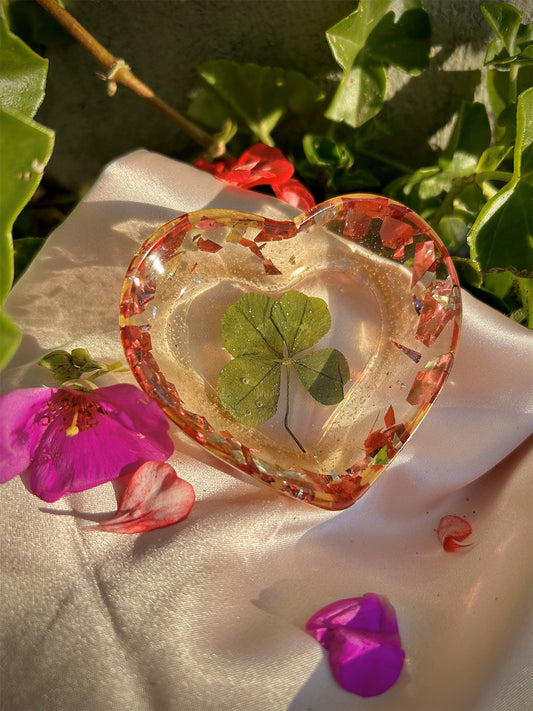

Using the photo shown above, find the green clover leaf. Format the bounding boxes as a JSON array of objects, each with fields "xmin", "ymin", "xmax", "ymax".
[{"xmin": 216, "ymin": 290, "xmax": 350, "ymax": 451}]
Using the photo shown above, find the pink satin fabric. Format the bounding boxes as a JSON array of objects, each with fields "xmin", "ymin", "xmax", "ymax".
[{"xmin": 1, "ymin": 150, "xmax": 532, "ymax": 711}]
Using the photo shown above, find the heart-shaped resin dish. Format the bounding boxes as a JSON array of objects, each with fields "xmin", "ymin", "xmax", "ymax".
[{"xmin": 120, "ymin": 195, "xmax": 461, "ymax": 510}]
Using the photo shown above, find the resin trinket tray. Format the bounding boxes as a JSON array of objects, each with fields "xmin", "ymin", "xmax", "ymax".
[{"xmin": 120, "ymin": 195, "xmax": 461, "ymax": 510}]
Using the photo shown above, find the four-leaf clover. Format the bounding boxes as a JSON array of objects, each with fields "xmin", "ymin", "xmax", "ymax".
[{"xmin": 216, "ymin": 290, "xmax": 350, "ymax": 451}]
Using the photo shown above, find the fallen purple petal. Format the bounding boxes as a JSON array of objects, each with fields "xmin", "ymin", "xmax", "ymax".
[{"xmin": 306, "ymin": 593, "xmax": 405, "ymax": 697}]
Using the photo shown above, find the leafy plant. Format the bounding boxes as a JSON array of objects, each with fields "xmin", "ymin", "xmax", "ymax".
[
  {"xmin": 216, "ymin": 291, "xmax": 350, "ymax": 452},
  {"xmin": 188, "ymin": 60, "xmax": 325, "ymax": 146},
  {"xmin": 187, "ymin": 1, "xmax": 531, "ymax": 327},
  {"xmin": 1, "ymin": 0, "xmax": 531, "ymax": 379},
  {"xmin": 387, "ymin": 3, "xmax": 532, "ymax": 326},
  {"xmin": 0, "ymin": 3, "xmax": 54, "ymax": 369},
  {"xmin": 324, "ymin": 0, "xmax": 431, "ymax": 127}
]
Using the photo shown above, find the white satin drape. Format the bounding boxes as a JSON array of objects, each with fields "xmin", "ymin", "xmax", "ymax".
[{"xmin": 1, "ymin": 150, "xmax": 532, "ymax": 711}]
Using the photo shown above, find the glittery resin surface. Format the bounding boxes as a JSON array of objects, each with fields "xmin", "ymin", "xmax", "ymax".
[{"xmin": 120, "ymin": 195, "xmax": 461, "ymax": 510}]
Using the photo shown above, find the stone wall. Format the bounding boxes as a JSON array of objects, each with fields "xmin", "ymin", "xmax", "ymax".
[{"xmin": 35, "ymin": 0, "xmax": 531, "ymax": 189}]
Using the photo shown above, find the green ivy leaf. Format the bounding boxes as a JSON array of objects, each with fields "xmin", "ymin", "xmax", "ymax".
[
  {"xmin": 216, "ymin": 290, "xmax": 350, "ymax": 450},
  {"xmin": 293, "ymin": 349, "xmax": 350, "ymax": 405},
  {"xmin": 0, "ymin": 4, "xmax": 48, "ymax": 118},
  {"xmin": 481, "ymin": 2, "xmax": 533, "ymax": 67},
  {"xmin": 452, "ymin": 256, "xmax": 483, "ymax": 289},
  {"xmin": 270, "ymin": 290, "xmax": 331, "ymax": 356},
  {"xmin": 0, "ymin": 308, "xmax": 21, "ymax": 371},
  {"xmin": 325, "ymin": 0, "xmax": 430, "ymax": 127},
  {"xmin": 302, "ymin": 134, "xmax": 354, "ymax": 171},
  {"xmin": 188, "ymin": 60, "xmax": 324, "ymax": 145},
  {"xmin": 438, "ymin": 102, "xmax": 492, "ymax": 175},
  {"xmin": 0, "ymin": 107, "xmax": 54, "ymax": 303},
  {"xmin": 469, "ymin": 87, "xmax": 533, "ymax": 275}
]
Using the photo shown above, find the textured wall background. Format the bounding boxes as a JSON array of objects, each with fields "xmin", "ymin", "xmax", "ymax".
[{"xmin": 35, "ymin": 0, "xmax": 531, "ymax": 190}]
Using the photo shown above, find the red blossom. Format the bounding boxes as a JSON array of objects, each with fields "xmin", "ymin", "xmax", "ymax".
[
  {"xmin": 194, "ymin": 143, "xmax": 315, "ymax": 211},
  {"xmin": 272, "ymin": 177, "xmax": 316, "ymax": 211},
  {"xmin": 437, "ymin": 515, "xmax": 473, "ymax": 552}
]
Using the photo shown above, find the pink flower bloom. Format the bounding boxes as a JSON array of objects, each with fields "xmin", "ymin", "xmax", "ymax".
[
  {"xmin": 306, "ymin": 594, "xmax": 405, "ymax": 697},
  {"xmin": 88, "ymin": 460, "xmax": 195, "ymax": 534},
  {"xmin": 194, "ymin": 142, "xmax": 315, "ymax": 210},
  {"xmin": 0, "ymin": 384, "xmax": 174, "ymax": 502},
  {"xmin": 437, "ymin": 515, "xmax": 473, "ymax": 552}
]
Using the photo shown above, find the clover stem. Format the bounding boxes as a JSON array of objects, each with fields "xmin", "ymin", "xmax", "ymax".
[{"xmin": 284, "ymin": 366, "xmax": 306, "ymax": 453}]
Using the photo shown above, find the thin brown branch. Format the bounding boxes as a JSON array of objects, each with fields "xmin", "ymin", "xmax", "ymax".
[{"xmin": 35, "ymin": 0, "xmax": 223, "ymax": 154}]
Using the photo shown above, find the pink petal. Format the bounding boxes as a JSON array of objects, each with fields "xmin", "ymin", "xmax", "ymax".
[
  {"xmin": 28, "ymin": 406, "xmax": 173, "ymax": 502},
  {"xmin": 0, "ymin": 387, "xmax": 53, "ymax": 483},
  {"xmin": 88, "ymin": 461, "xmax": 195, "ymax": 533},
  {"xmin": 437, "ymin": 515, "xmax": 473, "ymax": 552},
  {"xmin": 306, "ymin": 594, "xmax": 405, "ymax": 697},
  {"xmin": 91, "ymin": 384, "xmax": 174, "ymax": 458}
]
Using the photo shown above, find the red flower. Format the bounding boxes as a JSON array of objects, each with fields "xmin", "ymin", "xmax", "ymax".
[{"xmin": 195, "ymin": 143, "xmax": 315, "ymax": 211}]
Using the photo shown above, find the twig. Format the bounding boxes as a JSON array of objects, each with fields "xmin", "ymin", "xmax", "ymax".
[{"xmin": 35, "ymin": 0, "xmax": 225, "ymax": 155}]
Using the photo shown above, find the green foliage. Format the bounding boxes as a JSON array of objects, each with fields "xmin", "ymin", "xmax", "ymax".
[
  {"xmin": 0, "ymin": 4, "xmax": 54, "ymax": 369},
  {"xmin": 481, "ymin": 2, "xmax": 533, "ymax": 67},
  {"xmin": 188, "ymin": 60, "xmax": 324, "ymax": 146},
  {"xmin": 1, "ymin": 0, "xmax": 531, "ymax": 346},
  {"xmin": 324, "ymin": 0, "xmax": 431, "ymax": 127},
  {"xmin": 216, "ymin": 291, "xmax": 349, "ymax": 450},
  {"xmin": 468, "ymin": 87, "xmax": 533, "ymax": 275}
]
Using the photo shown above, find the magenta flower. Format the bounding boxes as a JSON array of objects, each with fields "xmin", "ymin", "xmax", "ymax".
[
  {"xmin": 0, "ymin": 384, "xmax": 174, "ymax": 502},
  {"xmin": 306, "ymin": 594, "xmax": 405, "ymax": 697}
]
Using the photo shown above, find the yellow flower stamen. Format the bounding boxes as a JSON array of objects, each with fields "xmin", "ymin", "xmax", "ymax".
[{"xmin": 65, "ymin": 407, "xmax": 80, "ymax": 437}]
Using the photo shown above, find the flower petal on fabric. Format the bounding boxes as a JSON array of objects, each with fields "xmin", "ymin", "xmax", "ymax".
[
  {"xmin": 272, "ymin": 178, "xmax": 316, "ymax": 210},
  {"xmin": 437, "ymin": 515, "xmax": 473, "ymax": 552},
  {"xmin": 87, "ymin": 461, "xmax": 195, "ymax": 533},
  {"xmin": 328, "ymin": 627, "xmax": 405, "ymax": 697},
  {"xmin": 306, "ymin": 594, "xmax": 405, "ymax": 697},
  {"xmin": 0, "ymin": 387, "xmax": 53, "ymax": 483}
]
